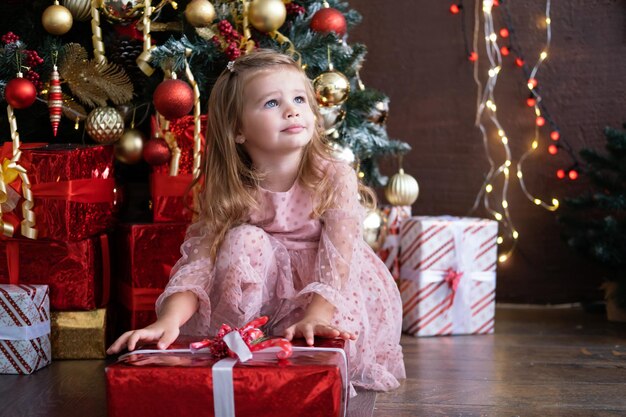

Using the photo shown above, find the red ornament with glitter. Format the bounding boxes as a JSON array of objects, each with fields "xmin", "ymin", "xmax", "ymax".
[
  {"xmin": 152, "ymin": 79, "xmax": 194, "ymax": 120},
  {"xmin": 4, "ymin": 77, "xmax": 37, "ymax": 109},
  {"xmin": 310, "ymin": 6, "xmax": 347, "ymax": 36},
  {"xmin": 48, "ymin": 65, "xmax": 63, "ymax": 136}
]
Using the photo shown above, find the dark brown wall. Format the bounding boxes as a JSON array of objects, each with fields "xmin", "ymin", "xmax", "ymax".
[{"xmin": 351, "ymin": 0, "xmax": 626, "ymax": 304}]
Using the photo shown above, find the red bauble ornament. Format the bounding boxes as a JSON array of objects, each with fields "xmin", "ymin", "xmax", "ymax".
[
  {"xmin": 153, "ymin": 79, "xmax": 194, "ymax": 120},
  {"xmin": 4, "ymin": 77, "xmax": 37, "ymax": 109},
  {"xmin": 310, "ymin": 7, "xmax": 347, "ymax": 36},
  {"xmin": 143, "ymin": 138, "xmax": 171, "ymax": 166}
]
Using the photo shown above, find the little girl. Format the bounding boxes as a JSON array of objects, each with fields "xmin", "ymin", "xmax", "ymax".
[{"xmin": 108, "ymin": 49, "xmax": 406, "ymax": 392}]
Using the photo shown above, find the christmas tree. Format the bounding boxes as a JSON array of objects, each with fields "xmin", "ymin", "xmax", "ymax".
[
  {"xmin": 0, "ymin": 0, "xmax": 410, "ymax": 203},
  {"xmin": 558, "ymin": 124, "xmax": 626, "ymax": 309}
]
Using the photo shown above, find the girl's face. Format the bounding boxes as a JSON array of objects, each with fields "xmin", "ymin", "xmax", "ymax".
[{"xmin": 237, "ymin": 67, "xmax": 316, "ymax": 165}]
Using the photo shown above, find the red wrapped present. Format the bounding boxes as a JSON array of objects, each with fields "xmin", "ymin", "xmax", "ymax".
[
  {"xmin": 399, "ymin": 216, "xmax": 497, "ymax": 336},
  {"xmin": 1, "ymin": 142, "xmax": 116, "ymax": 241},
  {"xmin": 114, "ymin": 223, "xmax": 187, "ymax": 331},
  {"xmin": 149, "ymin": 115, "xmax": 205, "ymax": 223},
  {"xmin": 0, "ymin": 235, "xmax": 110, "ymax": 311},
  {"xmin": 0, "ymin": 284, "xmax": 51, "ymax": 374},
  {"xmin": 106, "ymin": 337, "xmax": 348, "ymax": 417}
]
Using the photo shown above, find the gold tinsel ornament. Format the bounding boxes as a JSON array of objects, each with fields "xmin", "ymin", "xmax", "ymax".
[
  {"xmin": 385, "ymin": 159, "xmax": 419, "ymax": 206},
  {"xmin": 62, "ymin": 0, "xmax": 92, "ymax": 21},
  {"xmin": 85, "ymin": 106, "xmax": 124, "ymax": 144},
  {"xmin": 59, "ymin": 43, "xmax": 133, "ymax": 108},
  {"xmin": 42, "ymin": 1, "xmax": 74, "ymax": 35}
]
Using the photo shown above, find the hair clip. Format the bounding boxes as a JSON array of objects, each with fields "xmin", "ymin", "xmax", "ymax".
[{"xmin": 227, "ymin": 61, "xmax": 235, "ymax": 72}]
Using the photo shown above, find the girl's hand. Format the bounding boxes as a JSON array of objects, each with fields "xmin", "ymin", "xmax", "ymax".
[
  {"xmin": 283, "ymin": 315, "xmax": 357, "ymax": 346},
  {"xmin": 106, "ymin": 318, "xmax": 180, "ymax": 354}
]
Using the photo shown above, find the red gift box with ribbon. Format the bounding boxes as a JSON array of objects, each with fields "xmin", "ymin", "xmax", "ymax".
[
  {"xmin": 1, "ymin": 143, "xmax": 116, "ymax": 241},
  {"xmin": 0, "ymin": 284, "xmax": 51, "ymax": 374},
  {"xmin": 106, "ymin": 320, "xmax": 348, "ymax": 417},
  {"xmin": 150, "ymin": 115, "xmax": 205, "ymax": 223},
  {"xmin": 399, "ymin": 216, "xmax": 498, "ymax": 337},
  {"xmin": 113, "ymin": 223, "xmax": 188, "ymax": 333},
  {"xmin": 0, "ymin": 235, "xmax": 110, "ymax": 311}
]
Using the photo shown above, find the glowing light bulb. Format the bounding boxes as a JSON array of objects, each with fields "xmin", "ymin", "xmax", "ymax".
[
  {"xmin": 503, "ymin": 167, "xmax": 510, "ymax": 176},
  {"xmin": 501, "ymin": 136, "xmax": 508, "ymax": 144},
  {"xmin": 499, "ymin": 28, "xmax": 509, "ymax": 38},
  {"xmin": 540, "ymin": 51, "xmax": 548, "ymax": 60},
  {"xmin": 498, "ymin": 254, "xmax": 508, "ymax": 263},
  {"xmin": 552, "ymin": 199, "xmax": 559, "ymax": 207},
  {"xmin": 498, "ymin": 129, "xmax": 505, "ymax": 137},
  {"xmin": 546, "ymin": 17, "xmax": 551, "ymax": 24},
  {"xmin": 486, "ymin": 184, "xmax": 493, "ymax": 193},
  {"xmin": 497, "ymin": 236, "xmax": 504, "ymax": 244},
  {"xmin": 534, "ymin": 199, "xmax": 541, "ymax": 205},
  {"xmin": 532, "ymin": 140, "xmax": 538, "ymax": 149},
  {"xmin": 502, "ymin": 201, "xmax": 508, "ymax": 208},
  {"xmin": 505, "ymin": 160, "xmax": 511, "ymax": 167},
  {"xmin": 517, "ymin": 171, "xmax": 523, "ymax": 179},
  {"xmin": 494, "ymin": 212, "xmax": 503, "ymax": 221},
  {"xmin": 512, "ymin": 230, "xmax": 519, "ymax": 239},
  {"xmin": 489, "ymin": 33, "xmax": 497, "ymax": 42}
]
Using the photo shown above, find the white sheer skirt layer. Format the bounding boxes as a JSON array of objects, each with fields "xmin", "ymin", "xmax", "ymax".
[{"xmin": 156, "ymin": 222, "xmax": 405, "ymax": 392}]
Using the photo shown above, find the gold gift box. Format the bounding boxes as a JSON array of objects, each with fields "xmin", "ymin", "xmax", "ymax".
[{"xmin": 51, "ymin": 308, "xmax": 107, "ymax": 359}]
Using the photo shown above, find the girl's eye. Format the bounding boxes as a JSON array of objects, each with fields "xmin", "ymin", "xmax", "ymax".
[
  {"xmin": 264, "ymin": 99, "xmax": 278, "ymax": 108},
  {"xmin": 294, "ymin": 96, "xmax": 306, "ymax": 104}
]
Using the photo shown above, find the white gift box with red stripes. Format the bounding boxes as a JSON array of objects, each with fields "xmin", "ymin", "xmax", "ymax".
[
  {"xmin": 399, "ymin": 216, "xmax": 497, "ymax": 337},
  {"xmin": 0, "ymin": 284, "xmax": 51, "ymax": 374}
]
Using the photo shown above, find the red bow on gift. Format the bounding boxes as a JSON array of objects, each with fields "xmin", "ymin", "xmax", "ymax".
[
  {"xmin": 444, "ymin": 268, "xmax": 464, "ymax": 305},
  {"xmin": 190, "ymin": 316, "xmax": 293, "ymax": 360}
]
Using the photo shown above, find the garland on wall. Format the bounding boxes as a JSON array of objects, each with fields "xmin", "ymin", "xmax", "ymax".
[{"xmin": 449, "ymin": 0, "xmax": 580, "ymax": 262}]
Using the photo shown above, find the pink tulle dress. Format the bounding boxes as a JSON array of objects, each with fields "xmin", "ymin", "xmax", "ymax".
[{"xmin": 155, "ymin": 161, "xmax": 406, "ymax": 392}]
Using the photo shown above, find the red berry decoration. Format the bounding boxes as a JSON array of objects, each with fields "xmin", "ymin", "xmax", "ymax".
[
  {"xmin": 4, "ymin": 77, "xmax": 37, "ymax": 109},
  {"xmin": 153, "ymin": 79, "xmax": 194, "ymax": 120},
  {"xmin": 310, "ymin": 7, "xmax": 347, "ymax": 36},
  {"xmin": 142, "ymin": 138, "xmax": 171, "ymax": 166}
]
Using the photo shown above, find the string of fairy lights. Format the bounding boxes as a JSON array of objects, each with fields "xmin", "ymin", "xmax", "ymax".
[{"xmin": 449, "ymin": 0, "xmax": 566, "ymax": 263}]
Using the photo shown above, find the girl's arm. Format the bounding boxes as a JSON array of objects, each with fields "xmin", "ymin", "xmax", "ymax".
[{"xmin": 106, "ymin": 291, "xmax": 199, "ymax": 354}]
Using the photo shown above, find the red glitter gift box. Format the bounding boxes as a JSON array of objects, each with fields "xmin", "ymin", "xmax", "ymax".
[
  {"xmin": 1, "ymin": 143, "xmax": 116, "ymax": 241},
  {"xmin": 150, "ymin": 115, "xmax": 205, "ymax": 223},
  {"xmin": 0, "ymin": 235, "xmax": 110, "ymax": 311},
  {"xmin": 113, "ymin": 223, "xmax": 188, "ymax": 332},
  {"xmin": 106, "ymin": 338, "xmax": 348, "ymax": 417}
]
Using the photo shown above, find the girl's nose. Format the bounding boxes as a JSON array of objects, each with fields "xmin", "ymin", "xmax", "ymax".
[{"xmin": 286, "ymin": 106, "xmax": 300, "ymax": 118}]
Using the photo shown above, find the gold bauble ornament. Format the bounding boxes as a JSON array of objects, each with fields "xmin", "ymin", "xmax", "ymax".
[
  {"xmin": 313, "ymin": 70, "xmax": 350, "ymax": 107},
  {"xmin": 185, "ymin": 0, "xmax": 216, "ymax": 27},
  {"xmin": 42, "ymin": 2, "xmax": 74, "ymax": 36},
  {"xmin": 319, "ymin": 105, "xmax": 346, "ymax": 135},
  {"xmin": 248, "ymin": 0, "xmax": 287, "ymax": 33},
  {"xmin": 385, "ymin": 168, "xmax": 419, "ymax": 206},
  {"xmin": 62, "ymin": 0, "xmax": 92, "ymax": 21},
  {"xmin": 85, "ymin": 107, "xmax": 125, "ymax": 144},
  {"xmin": 98, "ymin": 0, "xmax": 143, "ymax": 24},
  {"xmin": 363, "ymin": 208, "xmax": 383, "ymax": 251},
  {"xmin": 114, "ymin": 128, "xmax": 145, "ymax": 164}
]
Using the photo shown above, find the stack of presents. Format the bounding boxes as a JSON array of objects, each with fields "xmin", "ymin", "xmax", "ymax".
[{"xmin": 0, "ymin": 127, "xmax": 497, "ymax": 416}]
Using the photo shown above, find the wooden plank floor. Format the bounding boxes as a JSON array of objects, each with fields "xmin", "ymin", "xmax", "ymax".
[
  {"xmin": 374, "ymin": 306, "xmax": 626, "ymax": 417},
  {"xmin": 1, "ymin": 306, "xmax": 625, "ymax": 417}
]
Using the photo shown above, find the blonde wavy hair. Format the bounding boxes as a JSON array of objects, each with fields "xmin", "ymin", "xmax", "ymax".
[{"xmin": 196, "ymin": 49, "xmax": 375, "ymax": 260}]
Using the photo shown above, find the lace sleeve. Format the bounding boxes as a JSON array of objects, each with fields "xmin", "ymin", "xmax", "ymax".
[
  {"xmin": 299, "ymin": 162, "xmax": 365, "ymax": 307},
  {"xmin": 155, "ymin": 220, "xmax": 215, "ymax": 336}
]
